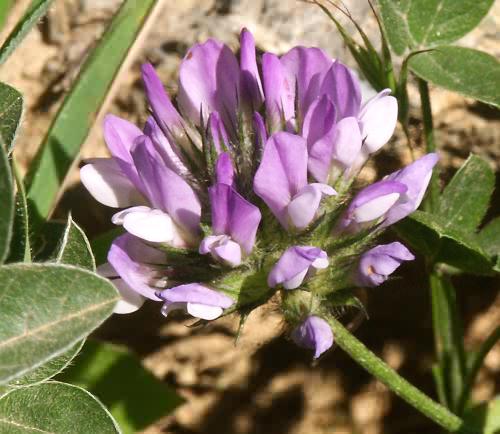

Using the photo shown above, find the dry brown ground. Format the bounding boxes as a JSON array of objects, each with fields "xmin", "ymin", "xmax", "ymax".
[{"xmin": 0, "ymin": 1, "xmax": 498, "ymax": 433}]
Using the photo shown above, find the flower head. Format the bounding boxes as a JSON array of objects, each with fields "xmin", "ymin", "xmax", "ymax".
[{"xmin": 82, "ymin": 28, "xmax": 435, "ymax": 358}]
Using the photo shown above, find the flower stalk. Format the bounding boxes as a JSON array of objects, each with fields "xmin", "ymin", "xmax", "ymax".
[
  {"xmin": 418, "ymin": 78, "xmax": 440, "ymax": 212},
  {"xmin": 327, "ymin": 316, "xmax": 473, "ymax": 433}
]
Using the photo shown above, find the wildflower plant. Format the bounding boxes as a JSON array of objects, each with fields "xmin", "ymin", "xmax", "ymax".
[
  {"xmin": 0, "ymin": 1, "xmax": 498, "ymax": 433},
  {"xmin": 81, "ymin": 29, "xmax": 437, "ymax": 358}
]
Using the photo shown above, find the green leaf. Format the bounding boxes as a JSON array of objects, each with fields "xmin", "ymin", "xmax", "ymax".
[
  {"xmin": 376, "ymin": 0, "xmax": 495, "ymax": 55},
  {"xmin": 0, "ymin": 0, "xmax": 14, "ymax": 32},
  {"xmin": 429, "ymin": 272, "xmax": 466, "ymax": 412},
  {"xmin": 56, "ymin": 214, "xmax": 96, "ymax": 271},
  {"xmin": 409, "ymin": 46, "xmax": 500, "ymax": 108},
  {"xmin": 0, "ymin": 340, "xmax": 84, "ymax": 398},
  {"xmin": 464, "ymin": 396, "xmax": 500, "ymax": 434},
  {"xmin": 26, "ymin": 0, "xmax": 158, "ymax": 225},
  {"xmin": 437, "ymin": 155, "xmax": 495, "ymax": 232},
  {"xmin": 394, "ymin": 210, "xmax": 494, "ymax": 274},
  {"xmin": 458, "ymin": 326, "xmax": 500, "ymax": 415},
  {"xmin": 59, "ymin": 341, "xmax": 182, "ymax": 434},
  {"xmin": 0, "ymin": 263, "xmax": 118, "ymax": 386},
  {"xmin": 0, "ymin": 82, "xmax": 23, "ymax": 153},
  {"xmin": 478, "ymin": 217, "xmax": 500, "ymax": 257},
  {"xmin": 0, "ymin": 0, "xmax": 56, "ymax": 66},
  {"xmin": 0, "ymin": 141, "xmax": 14, "ymax": 263},
  {"xmin": 0, "ymin": 382, "xmax": 120, "ymax": 433}
]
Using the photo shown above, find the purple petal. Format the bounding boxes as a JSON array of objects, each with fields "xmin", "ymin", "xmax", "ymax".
[
  {"xmin": 320, "ymin": 61, "xmax": 361, "ymax": 119},
  {"xmin": 144, "ymin": 116, "xmax": 188, "ymax": 176},
  {"xmin": 291, "ymin": 316, "xmax": 334, "ymax": 359},
  {"xmin": 302, "ymin": 96, "xmax": 336, "ymax": 182},
  {"xmin": 141, "ymin": 63, "xmax": 183, "ymax": 137},
  {"xmin": 239, "ymin": 28, "xmax": 264, "ymax": 109},
  {"xmin": 382, "ymin": 153, "xmax": 439, "ymax": 227},
  {"xmin": 341, "ymin": 180, "xmax": 407, "ymax": 229},
  {"xmin": 186, "ymin": 303, "xmax": 224, "ymax": 320},
  {"xmin": 178, "ymin": 39, "xmax": 240, "ymax": 131},
  {"xmin": 112, "ymin": 206, "xmax": 174, "ymax": 243},
  {"xmin": 80, "ymin": 158, "xmax": 145, "ymax": 208},
  {"xmin": 268, "ymin": 246, "xmax": 328, "ymax": 289},
  {"xmin": 302, "ymin": 95, "xmax": 336, "ymax": 149},
  {"xmin": 215, "ymin": 152, "xmax": 234, "ymax": 186},
  {"xmin": 262, "ymin": 53, "xmax": 295, "ymax": 132},
  {"xmin": 131, "ymin": 136, "xmax": 201, "ymax": 242},
  {"xmin": 287, "ymin": 183, "xmax": 336, "ymax": 230},
  {"xmin": 209, "ymin": 183, "xmax": 261, "ymax": 254},
  {"xmin": 331, "ymin": 116, "xmax": 362, "ymax": 169},
  {"xmin": 97, "ymin": 263, "xmax": 146, "ymax": 314},
  {"xmin": 359, "ymin": 89, "xmax": 398, "ymax": 153},
  {"xmin": 108, "ymin": 234, "xmax": 165, "ymax": 300},
  {"xmin": 158, "ymin": 283, "xmax": 234, "ymax": 308},
  {"xmin": 253, "ymin": 132, "xmax": 308, "ymax": 228},
  {"xmin": 208, "ymin": 111, "xmax": 230, "ymax": 153},
  {"xmin": 280, "ymin": 46, "xmax": 333, "ymax": 117},
  {"xmin": 357, "ymin": 242, "xmax": 415, "ymax": 287},
  {"xmin": 103, "ymin": 114, "xmax": 143, "ymax": 190},
  {"xmin": 212, "ymin": 237, "xmax": 242, "ymax": 267}
]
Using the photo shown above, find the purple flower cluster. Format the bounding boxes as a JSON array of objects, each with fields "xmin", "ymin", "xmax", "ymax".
[{"xmin": 82, "ymin": 29, "xmax": 437, "ymax": 359}]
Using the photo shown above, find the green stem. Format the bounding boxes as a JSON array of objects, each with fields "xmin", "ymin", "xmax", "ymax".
[
  {"xmin": 457, "ymin": 325, "xmax": 500, "ymax": 415},
  {"xmin": 418, "ymin": 78, "xmax": 439, "ymax": 212},
  {"xmin": 328, "ymin": 317, "xmax": 470, "ymax": 433},
  {"xmin": 11, "ymin": 158, "xmax": 31, "ymax": 262}
]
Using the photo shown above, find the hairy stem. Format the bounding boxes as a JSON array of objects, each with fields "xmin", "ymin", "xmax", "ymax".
[{"xmin": 328, "ymin": 317, "xmax": 472, "ymax": 433}]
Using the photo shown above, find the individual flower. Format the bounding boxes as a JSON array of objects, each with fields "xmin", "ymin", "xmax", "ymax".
[
  {"xmin": 157, "ymin": 283, "xmax": 234, "ymax": 320},
  {"xmin": 268, "ymin": 246, "xmax": 329, "ymax": 289},
  {"xmin": 254, "ymin": 132, "xmax": 336, "ymax": 230},
  {"xmin": 381, "ymin": 153, "xmax": 439, "ymax": 227},
  {"xmin": 356, "ymin": 242, "xmax": 415, "ymax": 287},
  {"xmin": 199, "ymin": 153, "xmax": 261, "ymax": 267},
  {"xmin": 81, "ymin": 120, "xmax": 201, "ymax": 246},
  {"xmin": 105, "ymin": 233, "xmax": 167, "ymax": 312},
  {"xmin": 291, "ymin": 316, "xmax": 334, "ymax": 359},
  {"xmin": 339, "ymin": 153, "xmax": 439, "ymax": 233},
  {"xmin": 338, "ymin": 180, "xmax": 407, "ymax": 233}
]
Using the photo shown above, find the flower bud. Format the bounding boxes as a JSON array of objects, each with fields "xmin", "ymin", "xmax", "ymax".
[{"xmin": 291, "ymin": 315, "xmax": 334, "ymax": 359}]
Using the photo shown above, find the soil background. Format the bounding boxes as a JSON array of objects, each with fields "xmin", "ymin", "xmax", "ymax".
[{"xmin": 0, "ymin": 1, "xmax": 499, "ymax": 433}]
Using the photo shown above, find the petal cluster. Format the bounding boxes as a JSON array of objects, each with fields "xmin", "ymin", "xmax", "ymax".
[{"xmin": 82, "ymin": 28, "xmax": 436, "ymax": 360}]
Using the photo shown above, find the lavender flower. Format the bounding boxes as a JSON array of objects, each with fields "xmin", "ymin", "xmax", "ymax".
[
  {"xmin": 268, "ymin": 246, "xmax": 328, "ymax": 289},
  {"xmin": 254, "ymin": 132, "xmax": 336, "ymax": 230},
  {"xmin": 381, "ymin": 153, "xmax": 439, "ymax": 227},
  {"xmin": 338, "ymin": 180, "xmax": 407, "ymax": 232},
  {"xmin": 81, "ymin": 28, "xmax": 435, "ymax": 357},
  {"xmin": 356, "ymin": 242, "xmax": 415, "ymax": 287},
  {"xmin": 199, "ymin": 153, "xmax": 261, "ymax": 267},
  {"xmin": 291, "ymin": 316, "xmax": 334, "ymax": 359},
  {"xmin": 339, "ymin": 153, "xmax": 439, "ymax": 233},
  {"xmin": 157, "ymin": 283, "xmax": 234, "ymax": 320}
]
